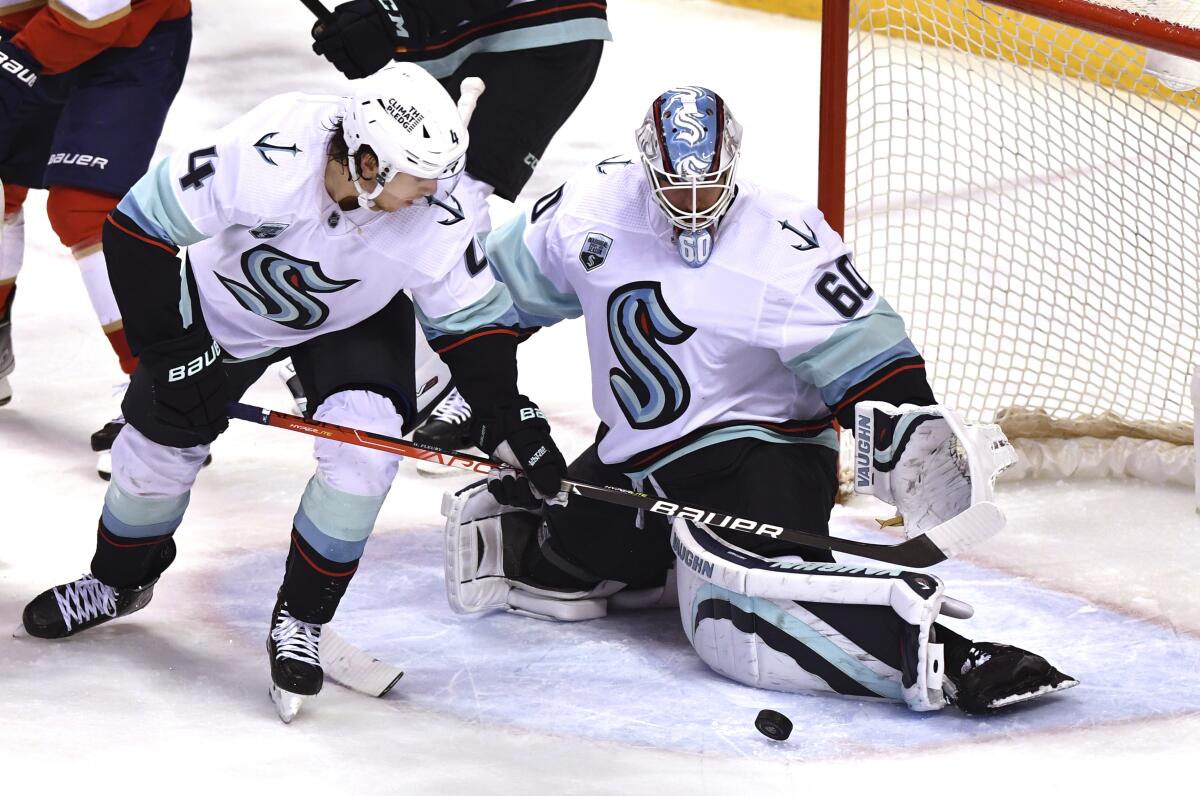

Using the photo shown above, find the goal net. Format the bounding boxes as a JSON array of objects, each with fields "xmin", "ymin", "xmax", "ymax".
[{"xmin": 819, "ymin": 0, "xmax": 1200, "ymax": 483}]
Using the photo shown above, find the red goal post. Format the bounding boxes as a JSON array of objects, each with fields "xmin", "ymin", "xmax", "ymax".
[{"xmin": 817, "ymin": 0, "xmax": 1200, "ymax": 484}]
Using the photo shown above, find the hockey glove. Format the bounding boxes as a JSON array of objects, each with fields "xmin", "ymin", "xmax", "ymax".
[
  {"xmin": 139, "ymin": 330, "xmax": 229, "ymax": 445},
  {"xmin": 0, "ymin": 40, "xmax": 42, "ymax": 121},
  {"xmin": 854, "ymin": 402, "xmax": 1017, "ymax": 537},
  {"xmin": 311, "ymin": 0, "xmax": 417, "ymax": 79},
  {"xmin": 474, "ymin": 397, "xmax": 568, "ymax": 510}
]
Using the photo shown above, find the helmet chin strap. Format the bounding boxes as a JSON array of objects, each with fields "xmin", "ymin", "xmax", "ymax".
[{"xmin": 347, "ymin": 156, "xmax": 385, "ymax": 210}]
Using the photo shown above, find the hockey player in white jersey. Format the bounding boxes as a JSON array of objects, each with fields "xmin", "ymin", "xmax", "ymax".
[
  {"xmin": 443, "ymin": 86, "xmax": 1077, "ymax": 714},
  {"xmin": 17, "ymin": 64, "xmax": 568, "ymax": 721}
]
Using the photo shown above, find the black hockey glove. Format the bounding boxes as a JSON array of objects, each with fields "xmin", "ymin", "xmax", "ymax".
[
  {"xmin": 139, "ymin": 330, "xmax": 230, "ymax": 446},
  {"xmin": 474, "ymin": 397, "xmax": 568, "ymax": 510},
  {"xmin": 0, "ymin": 40, "xmax": 42, "ymax": 121},
  {"xmin": 311, "ymin": 0, "xmax": 417, "ymax": 79}
]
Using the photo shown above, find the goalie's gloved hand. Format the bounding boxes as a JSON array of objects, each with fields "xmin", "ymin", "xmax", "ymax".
[
  {"xmin": 853, "ymin": 401, "xmax": 1016, "ymax": 536},
  {"xmin": 474, "ymin": 397, "xmax": 568, "ymax": 509},
  {"xmin": 311, "ymin": 0, "xmax": 417, "ymax": 79},
  {"xmin": 0, "ymin": 39, "xmax": 42, "ymax": 121},
  {"xmin": 139, "ymin": 330, "xmax": 229, "ymax": 446}
]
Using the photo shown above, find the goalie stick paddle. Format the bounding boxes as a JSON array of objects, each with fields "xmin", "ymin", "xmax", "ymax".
[{"xmin": 226, "ymin": 401, "xmax": 1002, "ymax": 568}]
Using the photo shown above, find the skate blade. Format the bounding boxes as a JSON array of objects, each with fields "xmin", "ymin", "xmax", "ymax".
[
  {"xmin": 270, "ymin": 684, "xmax": 309, "ymax": 724},
  {"xmin": 987, "ymin": 676, "xmax": 1080, "ymax": 711},
  {"xmin": 12, "ymin": 623, "xmax": 28, "ymax": 639},
  {"xmin": 0, "ymin": 376, "xmax": 11, "ymax": 406}
]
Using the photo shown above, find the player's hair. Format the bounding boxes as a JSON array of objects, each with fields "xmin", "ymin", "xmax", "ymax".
[{"xmin": 325, "ymin": 117, "xmax": 376, "ymax": 174}]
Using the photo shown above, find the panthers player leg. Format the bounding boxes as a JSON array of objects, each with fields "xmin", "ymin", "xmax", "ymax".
[
  {"xmin": 0, "ymin": 14, "xmax": 192, "ymax": 478},
  {"xmin": 0, "ymin": 181, "xmax": 20, "ymax": 406}
]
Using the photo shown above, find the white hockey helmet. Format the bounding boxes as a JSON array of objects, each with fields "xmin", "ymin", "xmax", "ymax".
[{"xmin": 341, "ymin": 63, "xmax": 469, "ymax": 207}]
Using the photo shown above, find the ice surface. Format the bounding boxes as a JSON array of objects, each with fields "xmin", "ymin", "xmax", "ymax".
[{"xmin": 2, "ymin": 0, "xmax": 1198, "ymax": 791}]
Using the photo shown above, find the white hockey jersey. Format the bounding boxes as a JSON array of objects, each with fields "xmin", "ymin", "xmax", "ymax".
[
  {"xmin": 117, "ymin": 92, "xmax": 509, "ymax": 359},
  {"xmin": 485, "ymin": 159, "xmax": 921, "ymax": 473}
]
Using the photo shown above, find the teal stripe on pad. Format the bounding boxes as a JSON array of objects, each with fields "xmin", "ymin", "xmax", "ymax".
[
  {"xmin": 695, "ymin": 583, "xmax": 902, "ymax": 700},
  {"xmin": 291, "ymin": 476, "xmax": 384, "ymax": 563},
  {"xmin": 102, "ymin": 481, "xmax": 189, "ymax": 539}
]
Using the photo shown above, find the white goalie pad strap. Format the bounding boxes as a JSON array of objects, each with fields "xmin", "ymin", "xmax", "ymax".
[
  {"xmin": 673, "ymin": 519, "xmax": 948, "ymax": 711},
  {"xmin": 854, "ymin": 401, "xmax": 1017, "ymax": 537},
  {"xmin": 441, "ymin": 482, "xmax": 623, "ymax": 621}
]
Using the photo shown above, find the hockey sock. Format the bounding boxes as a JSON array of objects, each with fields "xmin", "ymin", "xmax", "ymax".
[
  {"xmin": 46, "ymin": 188, "xmax": 137, "ymax": 373},
  {"xmin": 104, "ymin": 324, "xmax": 137, "ymax": 375},
  {"xmin": 0, "ymin": 280, "xmax": 13, "ymax": 323},
  {"xmin": 90, "ymin": 520, "xmax": 178, "ymax": 590},
  {"xmin": 281, "ymin": 530, "xmax": 359, "ymax": 625}
]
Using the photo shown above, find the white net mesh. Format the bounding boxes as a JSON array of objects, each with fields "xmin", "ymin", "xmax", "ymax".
[{"xmin": 840, "ymin": 0, "xmax": 1200, "ymax": 445}]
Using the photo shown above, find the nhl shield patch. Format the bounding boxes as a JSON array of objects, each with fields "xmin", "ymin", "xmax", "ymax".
[
  {"xmin": 580, "ymin": 232, "xmax": 613, "ymax": 271},
  {"xmin": 250, "ymin": 222, "xmax": 290, "ymax": 239}
]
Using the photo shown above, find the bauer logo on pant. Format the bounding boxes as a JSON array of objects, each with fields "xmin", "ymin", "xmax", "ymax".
[{"xmin": 580, "ymin": 232, "xmax": 613, "ymax": 271}]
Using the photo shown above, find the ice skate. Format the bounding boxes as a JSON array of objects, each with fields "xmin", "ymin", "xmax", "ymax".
[
  {"xmin": 18, "ymin": 573, "xmax": 158, "ymax": 639},
  {"xmin": 414, "ymin": 388, "xmax": 475, "ymax": 474},
  {"xmin": 945, "ymin": 642, "xmax": 1078, "ymax": 713},
  {"xmin": 267, "ymin": 596, "xmax": 323, "ymax": 723}
]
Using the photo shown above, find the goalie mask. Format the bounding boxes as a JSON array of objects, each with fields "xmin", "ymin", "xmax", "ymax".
[
  {"xmin": 636, "ymin": 86, "xmax": 742, "ymax": 267},
  {"xmin": 341, "ymin": 63, "xmax": 469, "ymax": 209}
]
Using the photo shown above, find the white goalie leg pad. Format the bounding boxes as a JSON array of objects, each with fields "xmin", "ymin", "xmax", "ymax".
[
  {"xmin": 854, "ymin": 401, "xmax": 1018, "ymax": 537},
  {"xmin": 673, "ymin": 519, "xmax": 950, "ymax": 711},
  {"xmin": 441, "ymin": 481, "xmax": 624, "ymax": 621}
]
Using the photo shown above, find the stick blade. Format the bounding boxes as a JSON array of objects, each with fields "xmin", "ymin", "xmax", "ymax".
[
  {"xmin": 321, "ymin": 626, "xmax": 404, "ymax": 698},
  {"xmin": 922, "ymin": 501, "xmax": 1006, "ymax": 560}
]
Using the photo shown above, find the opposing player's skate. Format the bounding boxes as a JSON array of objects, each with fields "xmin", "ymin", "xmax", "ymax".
[
  {"xmin": 944, "ymin": 642, "xmax": 1078, "ymax": 713},
  {"xmin": 415, "ymin": 388, "xmax": 477, "ymax": 475},
  {"xmin": 18, "ymin": 573, "xmax": 158, "ymax": 639},
  {"xmin": 268, "ymin": 596, "xmax": 324, "ymax": 723}
]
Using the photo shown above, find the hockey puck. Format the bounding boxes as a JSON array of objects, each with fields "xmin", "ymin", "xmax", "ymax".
[{"xmin": 754, "ymin": 708, "xmax": 792, "ymax": 741}]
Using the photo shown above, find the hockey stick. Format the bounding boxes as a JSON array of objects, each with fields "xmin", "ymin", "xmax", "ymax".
[
  {"xmin": 320, "ymin": 626, "xmax": 404, "ymax": 697},
  {"xmin": 300, "ymin": 0, "xmax": 331, "ymax": 21},
  {"xmin": 227, "ymin": 401, "xmax": 1002, "ymax": 567}
]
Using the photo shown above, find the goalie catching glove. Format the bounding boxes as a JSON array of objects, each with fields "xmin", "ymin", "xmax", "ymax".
[{"xmin": 854, "ymin": 402, "xmax": 1017, "ymax": 538}]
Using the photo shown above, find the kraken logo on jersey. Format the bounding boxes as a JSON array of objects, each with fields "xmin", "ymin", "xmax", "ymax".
[
  {"xmin": 217, "ymin": 245, "xmax": 359, "ymax": 330},
  {"xmin": 607, "ymin": 282, "xmax": 696, "ymax": 430}
]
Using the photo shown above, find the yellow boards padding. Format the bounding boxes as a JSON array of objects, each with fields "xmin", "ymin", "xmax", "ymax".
[{"xmin": 713, "ymin": 0, "xmax": 1198, "ymax": 107}]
